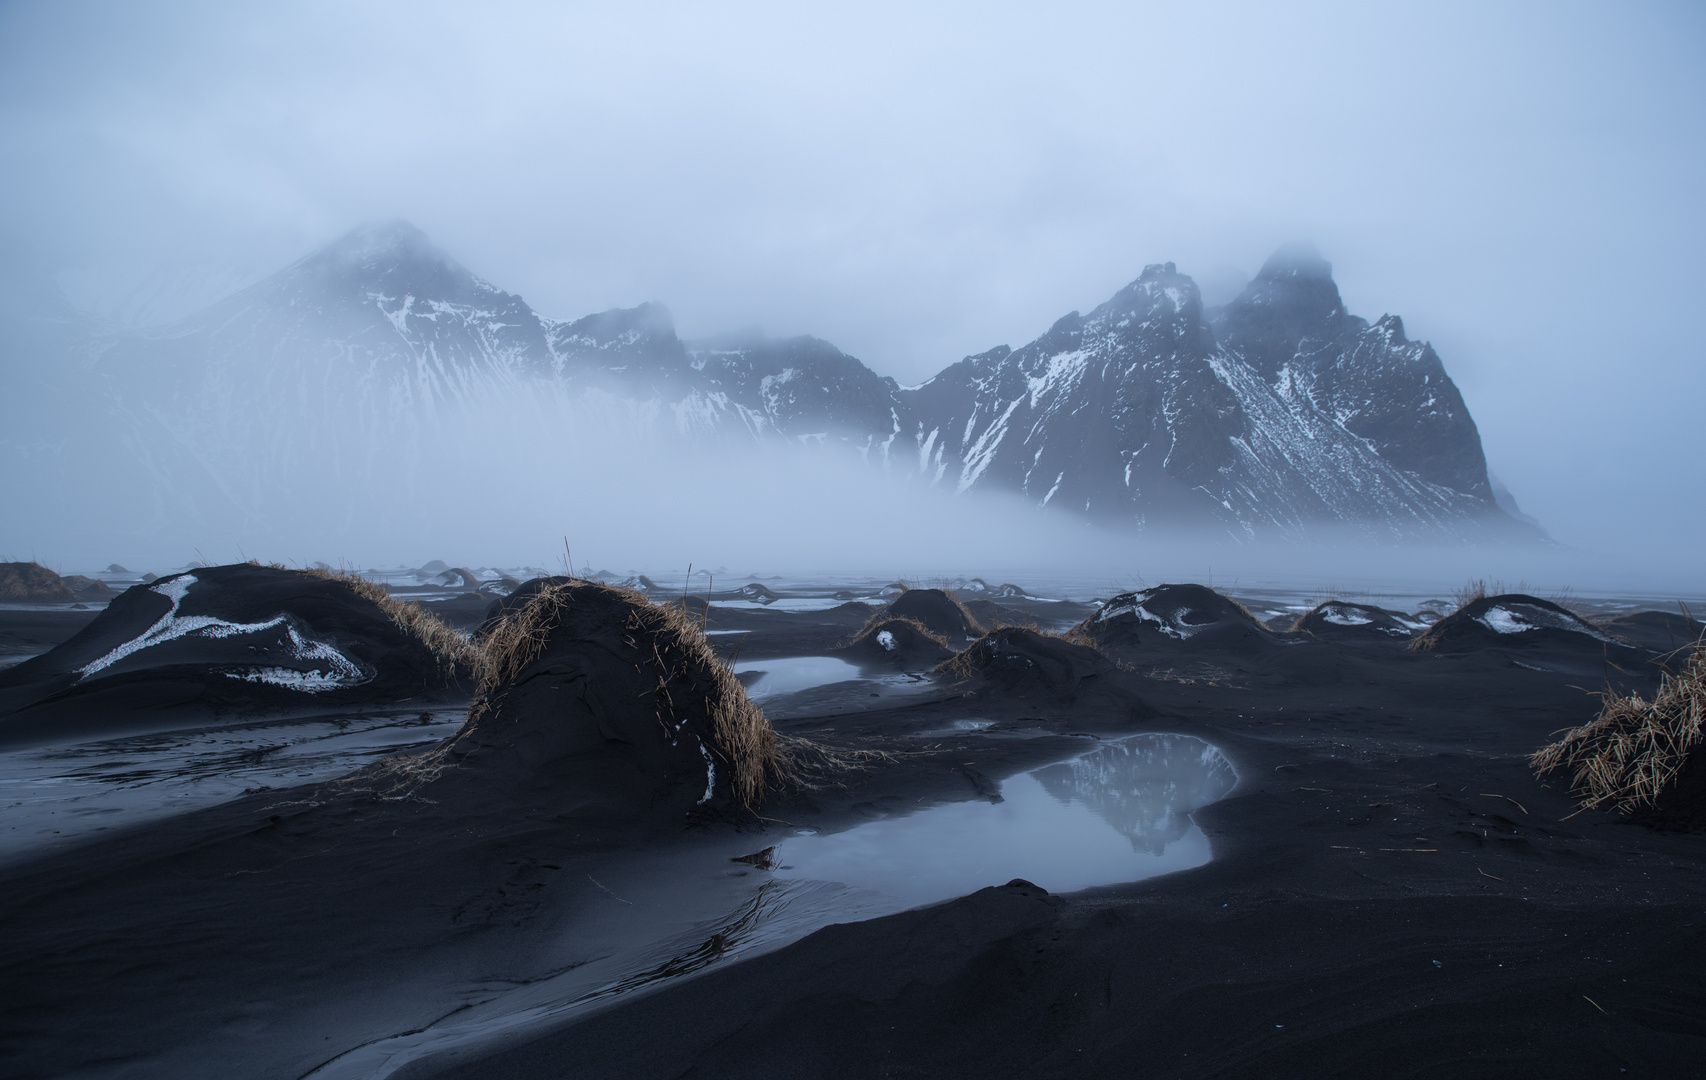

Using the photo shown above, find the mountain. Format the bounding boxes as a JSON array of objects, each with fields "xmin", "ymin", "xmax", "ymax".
[
  {"xmin": 1, "ymin": 222, "xmax": 1534, "ymax": 543},
  {"xmin": 888, "ymin": 247, "xmax": 1519, "ymax": 537}
]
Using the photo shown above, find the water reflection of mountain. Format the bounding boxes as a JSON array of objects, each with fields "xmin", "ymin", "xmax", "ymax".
[{"xmin": 1032, "ymin": 735, "xmax": 1237, "ymax": 855}]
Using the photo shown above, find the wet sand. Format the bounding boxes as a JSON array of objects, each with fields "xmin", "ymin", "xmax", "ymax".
[{"xmin": 1, "ymin": 589, "xmax": 1702, "ymax": 1079}]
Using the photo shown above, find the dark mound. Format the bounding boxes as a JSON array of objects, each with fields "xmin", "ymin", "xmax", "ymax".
[
  {"xmin": 870, "ymin": 588, "xmax": 981, "ymax": 643},
  {"xmin": 430, "ymin": 566, "xmax": 481, "ymax": 589},
  {"xmin": 1414, "ymin": 594, "xmax": 1642, "ymax": 660},
  {"xmin": 476, "ymin": 574, "xmax": 522, "ymax": 597},
  {"xmin": 839, "ymin": 617, "xmax": 956, "ymax": 670},
  {"xmin": 476, "ymin": 574, "xmax": 569, "ymax": 637},
  {"xmin": 1293, "ymin": 601, "xmax": 1416, "ymax": 642},
  {"xmin": 0, "ymin": 564, "xmax": 475, "ymax": 744},
  {"xmin": 394, "ymin": 579, "xmax": 782, "ymax": 816},
  {"xmin": 0, "ymin": 562, "xmax": 75, "ymax": 604},
  {"xmin": 60, "ymin": 575, "xmax": 115, "ymax": 600},
  {"xmin": 1074, "ymin": 584, "xmax": 1275, "ymax": 654},
  {"xmin": 937, "ymin": 626, "xmax": 1128, "ymax": 703},
  {"xmin": 960, "ymin": 598, "xmax": 1035, "ymax": 631},
  {"xmin": 1599, "ymin": 610, "xmax": 1705, "ymax": 653},
  {"xmin": 731, "ymin": 583, "xmax": 779, "ymax": 604},
  {"xmin": 1534, "ymin": 638, "xmax": 1706, "ymax": 830}
]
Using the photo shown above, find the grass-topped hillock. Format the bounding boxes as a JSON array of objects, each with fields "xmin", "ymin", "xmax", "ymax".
[
  {"xmin": 407, "ymin": 578, "xmax": 788, "ymax": 811},
  {"xmin": 1532, "ymin": 633, "xmax": 1705, "ymax": 819}
]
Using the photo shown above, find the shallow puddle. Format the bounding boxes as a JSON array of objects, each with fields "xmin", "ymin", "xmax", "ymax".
[
  {"xmin": 731, "ymin": 655, "xmax": 863, "ymax": 699},
  {"xmin": 308, "ymin": 733, "xmax": 1237, "ymax": 1080},
  {"xmin": 0, "ymin": 710, "xmax": 465, "ymax": 865},
  {"xmin": 776, "ymin": 733, "xmax": 1236, "ymax": 905}
]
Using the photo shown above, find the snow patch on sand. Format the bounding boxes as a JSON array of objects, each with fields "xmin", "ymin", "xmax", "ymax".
[
  {"xmin": 1475, "ymin": 603, "xmax": 1610, "ymax": 641},
  {"xmin": 77, "ymin": 574, "xmax": 369, "ymax": 691},
  {"xmin": 1321, "ymin": 605, "xmax": 1373, "ymax": 626}
]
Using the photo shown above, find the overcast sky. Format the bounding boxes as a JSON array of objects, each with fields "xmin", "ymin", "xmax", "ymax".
[{"xmin": 1, "ymin": 0, "xmax": 1702, "ymax": 567}]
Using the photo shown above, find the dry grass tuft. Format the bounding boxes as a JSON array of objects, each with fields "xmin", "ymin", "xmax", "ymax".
[
  {"xmin": 843, "ymin": 615, "xmax": 948, "ymax": 649},
  {"xmin": 298, "ymin": 565, "xmax": 480, "ymax": 673},
  {"xmin": 1452, "ymin": 578, "xmax": 1494, "ymax": 610},
  {"xmin": 937, "ymin": 623, "xmax": 1101, "ymax": 680},
  {"xmin": 468, "ymin": 580, "xmax": 787, "ymax": 809},
  {"xmin": 1531, "ymin": 635, "xmax": 1706, "ymax": 814}
]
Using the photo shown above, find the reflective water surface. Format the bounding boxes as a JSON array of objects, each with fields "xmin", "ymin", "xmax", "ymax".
[
  {"xmin": 0, "ymin": 710, "xmax": 465, "ymax": 865},
  {"xmin": 308, "ymin": 733, "xmax": 1236, "ymax": 1080},
  {"xmin": 777, "ymin": 733, "xmax": 1237, "ymax": 905},
  {"xmin": 731, "ymin": 655, "xmax": 863, "ymax": 699}
]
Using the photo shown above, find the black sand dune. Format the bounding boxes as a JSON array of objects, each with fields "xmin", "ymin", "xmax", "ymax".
[
  {"xmin": 837, "ymin": 616, "xmax": 957, "ymax": 670},
  {"xmin": 0, "ymin": 564, "xmax": 473, "ymax": 745},
  {"xmin": 1, "ymin": 579, "xmax": 1702, "ymax": 1079},
  {"xmin": 59, "ymin": 573, "xmax": 115, "ymax": 599},
  {"xmin": 1598, "ymin": 609, "xmax": 1705, "ymax": 653},
  {"xmin": 719, "ymin": 582, "xmax": 779, "ymax": 604},
  {"xmin": 0, "ymin": 607, "xmax": 100, "ymax": 666},
  {"xmin": 1075, "ymin": 584, "xmax": 1279, "ymax": 655},
  {"xmin": 1293, "ymin": 599, "xmax": 1417, "ymax": 642},
  {"xmin": 0, "ymin": 561, "xmax": 76, "ymax": 603},
  {"xmin": 869, "ymin": 587, "xmax": 982, "ymax": 643},
  {"xmin": 414, "ymin": 577, "xmax": 781, "ymax": 816},
  {"xmin": 959, "ymin": 596, "xmax": 1038, "ymax": 631},
  {"xmin": 936, "ymin": 625, "xmax": 1133, "ymax": 706},
  {"xmin": 1413, "ymin": 594, "xmax": 1658, "ymax": 681}
]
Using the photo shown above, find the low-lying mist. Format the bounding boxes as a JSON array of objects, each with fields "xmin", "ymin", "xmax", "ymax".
[{"xmin": 2, "ymin": 376, "xmax": 1696, "ymax": 603}]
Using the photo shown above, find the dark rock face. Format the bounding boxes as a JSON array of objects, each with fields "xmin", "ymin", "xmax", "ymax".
[
  {"xmin": 874, "ymin": 589, "xmax": 981, "ymax": 643},
  {"xmin": 688, "ymin": 332, "xmax": 903, "ymax": 443},
  {"xmin": 18, "ymin": 222, "xmax": 1534, "ymax": 541},
  {"xmin": 0, "ymin": 563, "xmax": 74, "ymax": 604},
  {"xmin": 893, "ymin": 252, "xmax": 1521, "ymax": 535},
  {"xmin": 1075, "ymin": 585, "xmax": 1275, "ymax": 654},
  {"xmin": 0, "ymin": 564, "xmax": 467, "ymax": 743},
  {"xmin": 937, "ymin": 626, "xmax": 1117, "ymax": 701},
  {"xmin": 1294, "ymin": 601, "xmax": 1417, "ymax": 642},
  {"xmin": 896, "ymin": 264, "xmax": 1239, "ymax": 525},
  {"xmin": 1211, "ymin": 245, "xmax": 1492, "ymax": 499}
]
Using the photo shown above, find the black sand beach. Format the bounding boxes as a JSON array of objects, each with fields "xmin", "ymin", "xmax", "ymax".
[{"xmin": 1, "ymin": 576, "xmax": 1702, "ymax": 1079}]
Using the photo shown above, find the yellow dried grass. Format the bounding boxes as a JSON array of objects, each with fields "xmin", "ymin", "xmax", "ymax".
[
  {"xmin": 297, "ymin": 565, "xmax": 480, "ymax": 673},
  {"xmin": 466, "ymin": 579, "xmax": 787, "ymax": 809},
  {"xmin": 1531, "ymin": 636, "xmax": 1706, "ymax": 814}
]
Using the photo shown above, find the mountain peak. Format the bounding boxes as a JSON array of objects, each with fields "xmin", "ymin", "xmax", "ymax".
[
  {"xmin": 1256, "ymin": 242, "xmax": 1333, "ymax": 282},
  {"xmin": 309, "ymin": 220, "xmax": 454, "ymax": 273}
]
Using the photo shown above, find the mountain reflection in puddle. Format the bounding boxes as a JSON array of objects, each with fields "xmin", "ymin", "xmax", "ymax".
[
  {"xmin": 1032, "ymin": 734, "xmax": 1238, "ymax": 856},
  {"xmin": 775, "ymin": 733, "xmax": 1237, "ymax": 907}
]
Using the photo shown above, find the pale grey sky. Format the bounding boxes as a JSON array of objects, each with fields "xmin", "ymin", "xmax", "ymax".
[{"xmin": 1, "ymin": 0, "xmax": 1702, "ymax": 565}]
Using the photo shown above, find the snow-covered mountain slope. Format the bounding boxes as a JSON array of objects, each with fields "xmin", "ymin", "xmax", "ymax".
[
  {"xmin": 895, "ymin": 249, "xmax": 1527, "ymax": 538},
  {"xmin": 2, "ymin": 222, "xmax": 1534, "ymax": 542}
]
